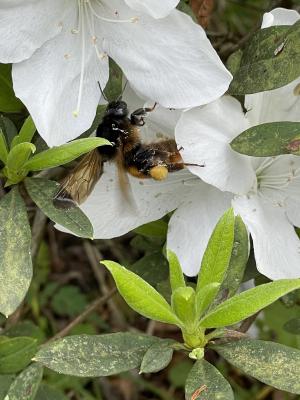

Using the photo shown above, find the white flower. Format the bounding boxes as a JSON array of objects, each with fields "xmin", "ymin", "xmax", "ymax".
[
  {"xmin": 175, "ymin": 8, "xmax": 300, "ymax": 280},
  {"xmin": 56, "ymin": 84, "xmax": 231, "ymax": 277},
  {"xmin": 0, "ymin": 0, "xmax": 231, "ymax": 146}
]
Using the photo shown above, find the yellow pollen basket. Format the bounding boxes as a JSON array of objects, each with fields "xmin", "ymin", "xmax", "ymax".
[{"xmin": 149, "ymin": 166, "xmax": 169, "ymax": 181}]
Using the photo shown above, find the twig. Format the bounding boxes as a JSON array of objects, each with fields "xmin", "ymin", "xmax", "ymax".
[
  {"xmin": 50, "ymin": 288, "xmax": 116, "ymax": 341},
  {"xmin": 238, "ymin": 312, "xmax": 260, "ymax": 334}
]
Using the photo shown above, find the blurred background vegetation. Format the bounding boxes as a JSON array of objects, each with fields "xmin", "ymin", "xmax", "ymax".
[{"xmin": 1, "ymin": 1, "xmax": 300, "ymax": 399}]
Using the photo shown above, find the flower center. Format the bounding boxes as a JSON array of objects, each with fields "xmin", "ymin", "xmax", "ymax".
[
  {"xmin": 72, "ymin": 0, "xmax": 139, "ymax": 117},
  {"xmin": 254, "ymin": 157, "xmax": 300, "ymax": 206}
]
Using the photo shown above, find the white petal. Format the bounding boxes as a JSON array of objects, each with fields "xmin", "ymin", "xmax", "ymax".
[
  {"xmin": 233, "ymin": 195, "xmax": 300, "ymax": 280},
  {"xmin": 176, "ymin": 97, "xmax": 256, "ymax": 194},
  {"xmin": 12, "ymin": 6, "xmax": 109, "ymax": 146},
  {"xmin": 245, "ymin": 77, "xmax": 300, "ymax": 125},
  {"xmin": 102, "ymin": 9, "xmax": 232, "ymax": 108},
  {"xmin": 0, "ymin": 0, "xmax": 69, "ymax": 63},
  {"xmin": 167, "ymin": 182, "xmax": 232, "ymax": 276},
  {"xmin": 261, "ymin": 7, "xmax": 299, "ymax": 28},
  {"xmin": 57, "ymin": 166, "xmax": 195, "ymax": 238},
  {"xmin": 124, "ymin": 0, "xmax": 179, "ymax": 18}
]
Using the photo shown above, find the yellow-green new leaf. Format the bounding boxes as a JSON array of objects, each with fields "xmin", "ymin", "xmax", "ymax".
[
  {"xmin": 102, "ymin": 261, "xmax": 182, "ymax": 326},
  {"xmin": 200, "ymin": 279, "xmax": 300, "ymax": 328},
  {"xmin": 167, "ymin": 249, "xmax": 186, "ymax": 292},
  {"xmin": 11, "ymin": 116, "xmax": 36, "ymax": 148},
  {"xmin": 23, "ymin": 137, "xmax": 110, "ymax": 171}
]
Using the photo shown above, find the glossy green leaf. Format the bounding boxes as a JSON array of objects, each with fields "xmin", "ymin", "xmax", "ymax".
[
  {"xmin": 35, "ymin": 333, "xmax": 160, "ymax": 377},
  {"xmin": 140, "ymin": 340, "xmax": 174, "ymax": 374},
  {"xmin": 134, "ymin": 220, "xmax": 168, "ymax": 238},
  {"xmin": 196, "ymin": 209, "xmax": 235, "ymax": 302},
  {"xmin": 102, "ymin": 261, "xmax": 182, "ymax": 325},
  {"xmin": 0, "ymin": 337, "xmax": 38, "ymax": 374},
  {"xmin": 11, "ymin": 116, "xmax": 36, "ymax": 148},
  {"xmin": 231, "ymin": 122, "xmax": 300, "ymax": 157},
  {"xmin": 185, "ymin": 359, "xmax": 234, "ymax": 400},
  {"xmin": 171, "ymin": 287, "xmax": 196, "ymax": 325},
  {"xmin": 215, "ymin": 216, "xmax": 249, "ymax": 304},
  {"xmin": 167, "ymin": 249, "xmax": 186, "ymax": 292},
  {"xmin": 5, "ymin": 363, "xmax": 43, "ymax": 400},
  {"xmin": 229, "ymin": 22, "xmax": 300, "ymax": 94},
  {"xmin": 0, "ymin": 130, "xmax": 8, "ymax": 164},
  {"xmin": 5, "ymin": 142, "xmax": 36, "ymax": 184},
  {"xmin": 0, "ymin": 188, "xmax": 32, "ymax": 317},
  {"xmin": 200, "ymin": 279, "xmax": 300, "ymax": 328},
  {"xmin": 0, "ymin": 375, "xmax": 14, "ymax": 400},
  {"xmin": 195, "ymin": 283, "xmax": 221, "ymax": 319},
  {"xmin": 23, "ymin": 137, "xmax": 110, "ymax": 171},
  {"xmin": 0, "ymin": 64, "xmax": 24, "ymax": 113},
  {"xmin": 25, "ymin": 178, "xmax": 93, "ymax": 239},
  {"xmin": 213, "ymin": 339, "xmax": 300, "ymax": 394}
]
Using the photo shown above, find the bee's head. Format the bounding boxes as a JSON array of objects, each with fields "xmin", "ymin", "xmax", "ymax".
[{"xmin": 105, "ymin": 100, "xmax": 129, "ymax": 118}]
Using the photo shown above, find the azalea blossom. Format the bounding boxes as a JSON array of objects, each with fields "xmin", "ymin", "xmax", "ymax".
[
  {"xmin": 174, "ymin": 8, "xmax": 300, "ymax": 280},
  {"xmin": 56, "ymin": 85, "xmax": 231, "ymax": 272},
  {"xmin": 0, "ymin": 0, "xmax": 231, "ymax": 146}
]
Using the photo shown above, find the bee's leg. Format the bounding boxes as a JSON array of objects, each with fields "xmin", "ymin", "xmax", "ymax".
[{"xmin": 130, "ymin": 103, "xmax": 157, "ymax": 126}]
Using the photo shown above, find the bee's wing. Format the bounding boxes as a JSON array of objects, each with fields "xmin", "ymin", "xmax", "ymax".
[
  {"xmin": 53, "ymin": 149, "xmax": 103, "ymax": 209},
  {"xmin": 115, "ymin": 146, "xmax": 136, "ymax": 209}
]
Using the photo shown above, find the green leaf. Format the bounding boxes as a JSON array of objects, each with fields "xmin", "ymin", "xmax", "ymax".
[
  {"xmin": 25, "ymin": 178, "xmax": 93, "ymax": 239},
  {"xmin": 283, "ymin": 318, "xmax": 300, "ymax": 335},
  {"xmin": 134, "ymin": 220, "xmax": 168, "ymax": 238},
  {"xmin": 0, "ymin": 337, "xmax": 38, "ymax": 374},
  {"xmin": 215, "ymin": 216, "xmax": 249, "ymax": 303},
  {"xmin": 167, "ymin": 249, "xmax": 186, "ymax": 292},
  {"xmin": 229, "ymin": 22, "xmax": 300, "ymax": 94},
  {"xmin": 226, "ymin": 49, "xmax": 243, "ymax": 76},
  {"xmin": 0, "ymin": 116, "xmax": 17, "ymax": 147},
  {"xmin": 231, "ymin": 121, "xmax": 300, "ymax": 157},
  {"xmin": 102, "ymin": 260, "xmax": 182, "ymax": 325},
  {"xmin": 104, "ymin": 58, "xmax": 123, "ymax": 102},
  {"xmin": 35, "ymin": 333, "xmax": 160, "ymax": 377},
  {"xmin": 51, "ymin": 285, "xmax": 88, "ymax": 317},
  {"xmin": 11, "ymin": 116, "xmax": 36, "ymax": 148},
  {"xmin": 171, "ymin": 287, "xmax": 196, "ymax": 325},
  {"xmin": 200, "ymin": 279, "xmax": 300, "ymax": 328},
  {"xmin": 0, "ymin": 64, "xmax": 24, "ymax": 113},
  {"xmin": 195, "ymin": 283, "xmax": 221, "ymax": 319},
  {"xmin": 140, "ymin": 340, "xmax": 174, "ymax": 374},
  {"xmin": 0, "ymin": 375, "xmax": 15, "ymax": 400},
  {"xmin": 196, "ymin": 208, "xmax": 235, "ymax": 302},
  {"xmin": 0, "ymin": 188, "xmax": 32, "ymax": 317},
  {"xmin": 5, "ymin": 363, "xmax": 43, "ymax": 400},
  {"xmin": 4, "ymin": 321, "xmax": 46, "ymax": 344},
  {"xmin": 0, "ymin": 130, "xmax": 8, "ymax": 164},
  {"xmin": 213, "ymin": 339, "xmax": 300, "ymax": 394},
  {"xmin": 185, "ymin": 359, "xmax": 234, "ymax": 400},
  {"xmin": 6, "ymin": 142, "xmax": 36, "ymax": 177},
  {"xmin": 23, "ymin": 137, "xmax": 110, "ymax": 171}
]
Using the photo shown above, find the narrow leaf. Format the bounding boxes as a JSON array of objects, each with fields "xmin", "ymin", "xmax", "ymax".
[
  {"xmin": 0, "ymin": 337, "xmax": 38, "ymax": 374},
  {"xmin": 35, "ymin": 333, "xmax": 160, "ymax": 377},
  {"xmin": 200, "ymin": 279, "xmax": 300, "ymax": 328},
  {"xmin": 196, "ymin": 208, "xmax": 235, "ymax": 302},
  {"xmin": 231, "ymin": 122, "xmax": 300, "ymax": 157},
  {"xmin": 25, "ymin": 178, "xmax": 93, "ymax": 239},
  {"xmin": 11, "ymin": 116, "xmax": 36, "ymax": 148},
  {"xmin": 5, "ymin": 363, "xmax": 43, "ymax": 400},
  {"xmin": 6, "ymin": 142, "xmax": 36, "ymax": 173},
  {"xmin": 171, "ymin": 287, "xmax": 196, "ymax": 325},
  {"xmin": 185, "ymin": 359, "xmax": 234, "ymax": 400},
  {"xmin": 213, "ymin": 339, "xmax": 300, "ymax": 394},
  {"xmin": 195, "ymin": 283, "xmax": 221, "ymax": 319},
  {"xmin": 229, "ymin": 22, "xmax": 300, "ymax": 94},
  {"xmin": 140, "ymin": 340, "xmax": 174, "ymax": 374},
  {"xmin": 167, "ymin": 249, "xmax": 186, "ymax": 292},
  {"xmin": 0, "ymin": 130, "xmax": 8, "ymax": 164},
  {"xmin": 102, "ymin": 261, "xmax": 182, "ymax": 325},
  {"xmin": 134, "ymin": 220, "xmax": 168, "ymax": 237},
  {"xmin": 23, "ymin": 137, "xmax": 110, "ymax": 171},
  {"xmin": 0, "ymin": 188, "xmax": 32, "ymax": 317}
]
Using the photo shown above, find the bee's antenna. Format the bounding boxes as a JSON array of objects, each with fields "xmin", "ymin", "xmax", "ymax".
[
  {"xmin": 118, "ymin": 79, "xmax": 128, "ymax": 101},
  {"xmin": 97, "ymin": 81, "xmax": 108, "ymax": 102}
]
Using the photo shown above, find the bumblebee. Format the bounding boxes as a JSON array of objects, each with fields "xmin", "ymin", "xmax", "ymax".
[{"xmin": 53, "ymin": 100, "xmax": 189, "ymax": 209}]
